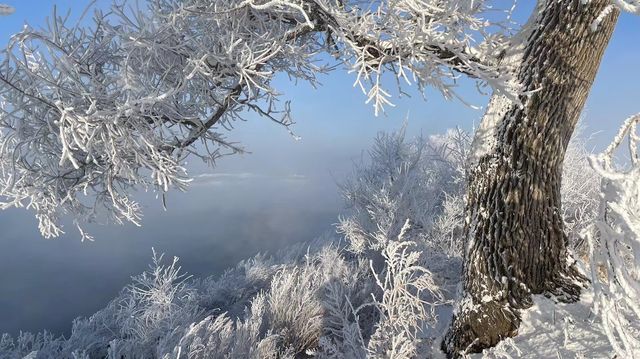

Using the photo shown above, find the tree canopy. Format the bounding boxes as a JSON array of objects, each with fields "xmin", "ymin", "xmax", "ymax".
[
  {"xmin": 0, "ymin": 2, "xmax": 636, "ymax": 238},
  {"xmin": 0, "ymin": 0, "xmax": 521, "ymax": 239}
]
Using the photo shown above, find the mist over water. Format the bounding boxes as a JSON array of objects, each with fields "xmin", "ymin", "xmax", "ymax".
[{"xmin": 0, "ymin": 173, "xmax": 342, "ymax": 337}]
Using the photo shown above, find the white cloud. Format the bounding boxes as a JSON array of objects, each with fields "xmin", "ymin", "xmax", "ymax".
[{"xmin": 0, "ymin": 4, "xmax": 14, "ymax": 16}]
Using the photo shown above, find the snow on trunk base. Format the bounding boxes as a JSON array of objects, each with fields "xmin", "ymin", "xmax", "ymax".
[{"xmin": 470, "ymin": 292, "xmax": 615, "ymax": 358}]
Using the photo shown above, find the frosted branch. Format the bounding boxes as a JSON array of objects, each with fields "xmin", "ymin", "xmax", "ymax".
[
  {"xmin": 588, "ymin": 113, "xmax": 640, "ymax": 357},
  {"xmin": 0, "ymin": 0, "xmax": 516, "ymax": 238}
]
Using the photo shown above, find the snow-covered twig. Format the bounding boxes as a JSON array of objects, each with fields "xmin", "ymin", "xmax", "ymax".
[{"xmin": 588, "ymin": 113, "xmax": 640, "ymax": 358}]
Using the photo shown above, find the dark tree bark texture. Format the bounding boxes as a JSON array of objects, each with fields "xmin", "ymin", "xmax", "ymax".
[{"xmin": 443, "ymin": 0, "xmax": 620, "ymax": 356}]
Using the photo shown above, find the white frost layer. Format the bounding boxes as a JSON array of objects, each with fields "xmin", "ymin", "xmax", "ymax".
[{"xmin": 470, "ymin": 293, "xmax": 618, "ymax": 358}]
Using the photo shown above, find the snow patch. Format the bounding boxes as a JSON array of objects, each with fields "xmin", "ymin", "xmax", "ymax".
[{"xmin": 472, "ymin": 293, "xmax": 614, "ymax": 358}]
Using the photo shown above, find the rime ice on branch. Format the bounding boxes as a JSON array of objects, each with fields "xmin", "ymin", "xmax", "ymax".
[{"xmin": 0, "ymin": 0, "xmax": 516, "ymax": 239}]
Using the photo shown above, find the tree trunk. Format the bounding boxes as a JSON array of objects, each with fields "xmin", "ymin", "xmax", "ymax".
[{"xmin": 443, "ymin": 0, "xmax": 619, "ymax": 356}]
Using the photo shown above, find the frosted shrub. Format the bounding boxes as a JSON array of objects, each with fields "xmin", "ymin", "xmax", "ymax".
[
  {"xmin": 195, "ymin": 252, "xmax": 283, "ymax": 318},
  {"xmin": 338, "ymin": 128, "xmax": 467, "ymax": 356},
  {"xmin": 338, "ymin": 127, "xmax": 467, "ymax": 257},
  {"xmin": 318, "ymin": 270, "xmax": 372, "ymax": 359},
  {"xmin": 365, "ymin": 221, "xmax": 444, "ymax": 358},
  {"xmin": 428, "ymin": 193, "xmax": 466, "ymax": 258},
  {"xmin": 58, "ymin": 251, "xmax": 203, "ymax": 358},
  {"xmin": 159, "ymin": 294, "xmax": 281, "ymax": 359},
  {"xmin": 265, "ymin": 265, "xmax": 325, "ymax": 354},
  {"xmin": 0, "ymin": 332, "xmax": 64, "ymax": 359},
  {"xmin": 562, "ymin": 130, "xmax": 601, "ymax": 254},
  {"xmin": 322, "ymin": 217, "xmax": 444, "ymax": 359},
  {"xmin": 588, "ymin": 114, "xmax": 640, "ymax": 358},
  {"xmin": 159, "ymin": 242, "xmax": 375, "ymax": 359},
  {"xmin": 111, "ymin": 251, "xmax": 202, "ymax": 357}
]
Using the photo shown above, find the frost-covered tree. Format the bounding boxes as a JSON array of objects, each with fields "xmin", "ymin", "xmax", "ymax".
[
  {"xmin": 0, "ymin": 0, "xmax": 639, "ymax": 356},
  {"xmin": 441, "ymin": 2, "xmax": 638, "ymax": 356}
]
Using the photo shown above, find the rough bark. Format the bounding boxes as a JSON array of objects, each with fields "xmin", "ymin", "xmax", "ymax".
[{"xmin": 443, "ymin": 0, "xmax": 620, "ymax": 356}]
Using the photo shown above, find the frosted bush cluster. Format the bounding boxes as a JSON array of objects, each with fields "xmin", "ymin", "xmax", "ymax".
[
  {"xmin": 562, "ymin": 130, "xmax": 601, "ymax": 255},
  {"xmin": 0, "ymin": 239, "xmax": 368, "ymax": 358},
  {"xmin": 0, "ymin": 234, "xmax": 440, "ymax": 358},
  {"xmin": 0, "ymin": 126, "xmax": 607, "ymax": 359},
  {"xmin": 338, "ymin": 127, "xmax": 469, "ymax": 257}
]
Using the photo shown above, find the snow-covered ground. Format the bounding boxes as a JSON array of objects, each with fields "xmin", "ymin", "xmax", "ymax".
[
  {"xmin": 427, "ymin": 290, "xmax": 622, "ymax": 359},
  {"xmin": 474, "ymin": 293, "xmax": 614, "ymax": 359}
]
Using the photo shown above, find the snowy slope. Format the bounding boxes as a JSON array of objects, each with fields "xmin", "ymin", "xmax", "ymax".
[{"xmin": 473, "ymin": 293, "xmax": 615, "ymax": 359}]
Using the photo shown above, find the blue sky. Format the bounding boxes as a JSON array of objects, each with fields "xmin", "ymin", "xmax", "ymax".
[{"xmin": 0, "ymin": 1, "xmax": 638, "ymax": 336}]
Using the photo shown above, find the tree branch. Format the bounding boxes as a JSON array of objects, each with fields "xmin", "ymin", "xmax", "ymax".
[{"xmin": 302, "ymin": 0, "xmax": 487, "ymax": 78}]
